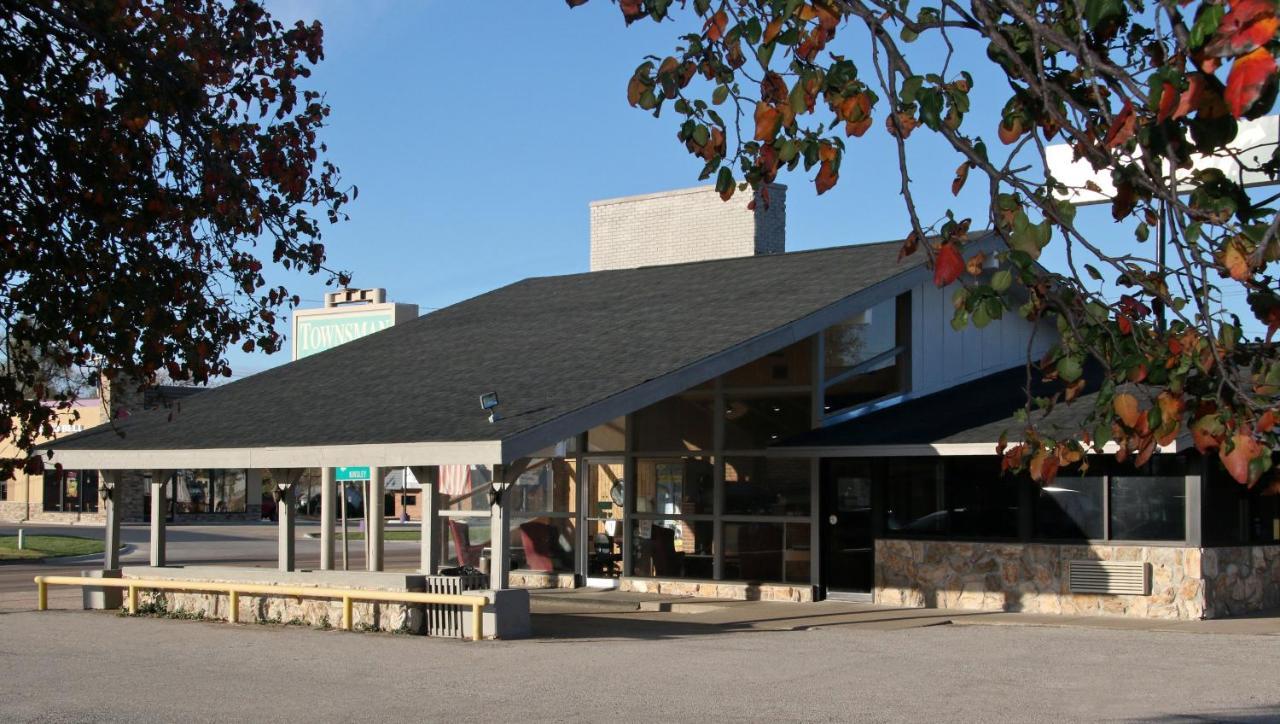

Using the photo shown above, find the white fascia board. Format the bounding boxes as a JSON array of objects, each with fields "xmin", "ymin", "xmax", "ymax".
[
  {"xmin": 767, "ymin": 440, "xmax": 1179, "ymax": 458},
  {"xmin": 500, "ymin": 239, "xmax": 1007, "ymax": 463},
  {"xmin": 42, "ymin": 440, "xmax": 502, "ymax": 470}
]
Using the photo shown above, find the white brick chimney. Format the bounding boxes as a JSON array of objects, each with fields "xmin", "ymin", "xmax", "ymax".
[{"xmin": 589, "ymin": 184, "xmax": 786, "ymax": 271}]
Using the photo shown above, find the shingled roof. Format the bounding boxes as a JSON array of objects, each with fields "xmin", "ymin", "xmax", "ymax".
[{"xmin": 44, "ymin": 234, "xmax": 993, "ymax": 468}]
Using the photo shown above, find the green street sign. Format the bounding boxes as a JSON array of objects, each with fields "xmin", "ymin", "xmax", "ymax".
[{"xmin": 335, "ymin": 466, "xmax": 371, "ymax": 482}]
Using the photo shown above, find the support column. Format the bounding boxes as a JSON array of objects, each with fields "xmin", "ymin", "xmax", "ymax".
[
  {"xmin": 149, "ymin": 470, "xmax": 167, "ymax": 567},
  {"xmin": 319, "ymin": 468, "xmax": 336, "ymax": 570},
  {"xmin": 269, "ymin": 469, "xmax": 300, "ymax": 573},
  {"xmin": 100, "ymin": 471, "xmax": 122, "ymax": 570},
  {"xmin": 490, "ymin": 464, "xmax": 510, "ymax": 590},
  {"xmin": 410, "ymin": 466, "xmax": 439, "ymax": 573},
  {"xmin": 367, "ymin": 466, "xmax": 384, "ymax": 571}
]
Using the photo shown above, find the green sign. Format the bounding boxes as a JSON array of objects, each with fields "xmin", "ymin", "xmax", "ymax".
[
  {"xmin": 336, "ymin": 466, "xmax": 371, "ymax": 482},
  {"xmin": 295, "ymin": 309, "xmax": 396, "ymax": 359}
]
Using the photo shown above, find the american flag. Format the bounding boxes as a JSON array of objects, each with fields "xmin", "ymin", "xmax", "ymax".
[{"xmin": 439, "ymin": 465, "xmax": 471, "ymax": 497}]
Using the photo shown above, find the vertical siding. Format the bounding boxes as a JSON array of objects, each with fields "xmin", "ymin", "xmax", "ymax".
[{"xmin": 910, "ymin": 279, "xmax": 1055, "ymax": 397}]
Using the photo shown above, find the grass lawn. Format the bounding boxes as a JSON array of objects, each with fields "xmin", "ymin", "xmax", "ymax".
[
  {"xmin": 0, "ymin": 535, "xmax": 106, "ymax": 560},
  {"xmin": 335, "ymin": 530, "xmax": 421, "ymax": 541}
]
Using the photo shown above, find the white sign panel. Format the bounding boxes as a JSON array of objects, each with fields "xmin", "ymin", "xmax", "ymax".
[{"xmin": 1047, "ymin": 115, "xmax": 1279, "ymax": 205}]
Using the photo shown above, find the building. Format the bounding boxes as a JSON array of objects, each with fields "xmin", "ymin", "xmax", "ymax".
[{"xmin": 40, "ymin": 185, "xmax": 1280, "ymax": 621}]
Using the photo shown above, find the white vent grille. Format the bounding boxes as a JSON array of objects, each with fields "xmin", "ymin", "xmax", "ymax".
[{"xmin": 1068, "ymin": 561, "xmax": 1151, "ymax": 595}]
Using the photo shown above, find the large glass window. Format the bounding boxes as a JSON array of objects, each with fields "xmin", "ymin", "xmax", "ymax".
[
  {"xmin": 439, "ymin": 465, "xmax": 492, "ymax": 513},
  {"xmin": 635, "ymin": 458, "xmax": 713, "ymax": 516},
  {"xmin": 722, "ymin": 339, "xmax": 812, "ymax": 388},
  {"xmin": 42, "ymin": 470, "xmax": 98, "ymax": 513},
  {"xmin": 586, "ymin": 417, "xmax": 626, "ymax": 452},
  {"xmin": 1110, "ymin": 476, "xmax": 1185, "ymax": 541},
  {"xmin": 722, "ymin": 521, "xmax": 811, "ymax": 583},
  {"xmin": 210, "ymin": 470, "xmax": 248, "ymax": 513},
  {"xmin": 822, "ymin": 293, "xmax": 911, "ymax": 416},
  {"xmin": 513, "ymin": 516, "xmax": 575, "ymax": 573},
  {"xmin": 512, "ymin": 459, "xmax": 576, "ymax": 515},
  {"xmin": 1036, "ymin": 476, "xmax": 1105, "ymax": 540},
  {"xmin": 884, "ymin": 460, "xmax": 945, "ymax": 534},
  {"xmin": 630, "ymin": 519, "xmax": 714, "ymax": 579},
  {"xmin": 633, "ymin": 395, "xmax": 714, "ymax": 451},
  {"xmin": 944, "ymin": 458, "xmax": 1021, "ymax": 538},
  {"xmin": 724, "ymin": 457, "xmax": 811, "ymax": 516},
  {"xmin": 723, "ymin": 394, "xmax": 811, "ymax": 449}
]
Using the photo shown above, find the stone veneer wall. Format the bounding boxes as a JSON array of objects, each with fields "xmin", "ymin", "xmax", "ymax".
[
  {"xmin": 622, "ymin": 577, "xmax": 813, "ymax": 602},
  {"xmin": 875, "ymin": 539, "xmax": 1207, "ymax": 620},
  {"xmin": 1202, "ymin": 545, "xmax": 1280, "ymax": 618},
  {"xmin": 878, "ymin": 540, "xmax": 1280, "ymax": 620},
  {"xmin": 135, "ymin": 589, "xmax": 420, "ymax": 633},
  {"xmin": 509, "ymin": 571, "xmax": 577, "ymax": 589}
]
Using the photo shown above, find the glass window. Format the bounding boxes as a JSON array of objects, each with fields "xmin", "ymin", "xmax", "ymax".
[
  {"xmin": 512, "ymin": 459, "xmax": 576, "ymax": 514},
  {"xmin": 722, "ymin": 339, "xmax": 812, "ymax": 388},
  {"xmin": 635, "ymin": 458, "xmax": 713, "ymax": 516},
  {"xmin": 633, "ymin": 395, "xmax": 713, "ymax": 451},
  {"xmin": 439, "ymin": 465, "xmax": 492, "ymax": 512},
  {"xmin": 723, "ymin": 394, "xmax": 811, "ymax": 449},
  {"xmin": 173, "ymin": 470, "xmax": 210, "ymax": 514},
  {"xmin": 722, "ymin": 522, "xmax": 811, "ymax": 583},
  {"xmin": 586, "ymin": 417, "xmax": 626, "ymax": 452},
  {"xmin": 724, "ymin": 457, "xmax": 811, "ymax": 516},
  {"xmin": 1110, "ymin": 476, "xmax": 1185, "ymax": 541},
  {"xmin": 945, "ymin": 458, "xmax": 1021, "ymax": 538},
  {"xmin": 440, "ymin": 517, "xmax": 490, "ymax": 568},
  {"xmin": 630, "ymin": 519, "xmax": 714, "ymax": 579},
  {"xmin": 513, "ymin": 517, "xmax": 575, "ymax": 573},
  {"xmin": 884, "ymin": 460, "xmax": 945, "ymax": 534},
  {"xmin": 42, "ymin": 470, "xmax": 98, "ymax": 513},
  {"xmin": 586, "ymin": 462, "xmax": 625, "ymax": 520},
  {"xmin": 1249, "ymin": 489, "xmax": 1280, "ymax": 544},
  {"xmin": 210, "ymin": 470, "xmax": 247, "ymax": 514},
  {"xmin": 1036, "ymin": 476, "xmax": 1105, "ymax": 540},
  {"xmin": 822, "ymin": 293, "xmax": 910, "ymax": 415}
]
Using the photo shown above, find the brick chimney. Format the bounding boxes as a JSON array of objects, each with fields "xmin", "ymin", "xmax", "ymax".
[{"xmin": 589, "ymin": 184, "xmax": 786, "ymax": 271}]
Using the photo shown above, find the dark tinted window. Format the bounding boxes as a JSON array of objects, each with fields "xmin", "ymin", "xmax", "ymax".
[
  {"xmin": 1110, "ymin": 476, "xmax": 1185, "ymax": 541},
  {"xmin": 884, "ymin": 460, "xmax": 944, "ymax": 534},
  {"xmin": 945, "ymin": 458, "xmax": 1020, "ymax": 539},
  {"xmin": 1035, "ymin": 476, "xmax": 1105, "ymax": 540}
]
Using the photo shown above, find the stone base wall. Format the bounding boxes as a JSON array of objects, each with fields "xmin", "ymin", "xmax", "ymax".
[
  {"xmin": 875, "ymin": 539, "xmax": 1206, "ymax": 620},
  {"xmin": 510, "ymin": 570, "xmax": 576, "ymax": 589},
  {"xmin": 1202, "ymin": 546, "xmax": 1280, "ymax": 618},
  {"xmin": 135, "ymin": 589, "xmax": 421, "ymax": 633},
  {"xmin": 622, "ymin": 577, "xmax": 813, "ymax": 602},
  {"xmin": 0, "ymin": 501, "xmax": 106, "ymax": 525}
]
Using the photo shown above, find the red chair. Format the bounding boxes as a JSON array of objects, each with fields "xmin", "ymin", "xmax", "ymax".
[
  {"xmin": 448, "ymin": 519, "xmax": 486, "ymax": 567},
  {"xmin": 518, "ymin": 521, "xmax": 558, "ymax": 572}
]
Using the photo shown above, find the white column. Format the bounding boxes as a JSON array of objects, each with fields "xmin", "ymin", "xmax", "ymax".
[
  {"xmin": 149, "ymin": 470, "xmax": 167, "ymax": 567},
  {"xmin": 367, "ymin": 466, "xmax": 384, "ymax": 571},
  {"xmin": 269, "ymin": 469, "xmax": 299, "ymax": 573},
  {"xmin": 319, "ymin": 468, "xmax": 335, "ymax": 570},
  {"xmin": 490, "ymin": 464, "xmax": 510, "ymax": 590},
  {"xmin": 100, "ymin": 471, "xmax": 122, "ymax": 570},
  {"xmin": 410, "ymin": 466, "xmax": 439, "ymax": 573}
]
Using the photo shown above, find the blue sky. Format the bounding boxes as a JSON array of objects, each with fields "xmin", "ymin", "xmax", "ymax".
[{"xmin": 229, "ymin": 1, "xmax": 1262, "ymax": 377}]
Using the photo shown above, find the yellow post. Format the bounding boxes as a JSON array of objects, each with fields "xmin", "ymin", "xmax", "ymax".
[
  {"xmin": 127, "ymin": 585, "xmax": 138, "ymax": 615},
  {"xmin": 36, "ymin": 577, "xmax": 47, "ymax": 611},
  {"xmin": 471, "ymin": 602, "xmax": 483, "ymax": 642},
  {"xmin": 228, "ymin": 590, "xmax": 239, "ymax": 624},
  {"xmin": 342, "ymin": 596, "xmax": 352, "ymax": 631}
]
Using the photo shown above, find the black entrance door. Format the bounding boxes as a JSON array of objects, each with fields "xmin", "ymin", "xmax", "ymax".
[{"xmin": 821, "ymin": 460, "xmax": 876, "ymax": 594}]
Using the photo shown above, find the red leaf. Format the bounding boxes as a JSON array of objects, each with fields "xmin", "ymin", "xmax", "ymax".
[
  {"xmin": 1157, "ymin": 82, "xmax": 1179, "ymax": 123},
  {"xmin": 933, "ymin": 242, "xmax": 964, "ymax": 287},
  {"xmin": 705, "ymin": 10, "xmax": 728, "ymax": 41},
  {"xmin": 1103, "ymin": 101, "xmax": 1137, "ymax": 149},
  {"xmin": 1225, "ymin": 47, "xmax": 1278, "ymax": 117},
  {"xmin": 754, "ymin": 102, "xmax": 782, "ymax": 141},
  {"xmin": 952, "ymin": 162, "xmax": 970, "ymax": 196},
  {"xmin": 815, "ymin": 160, "xmax": 838, "ymax": 195},
  {"xmin": 1206, "ymin": 0, "xmax": 1279, "ymax": 56},
  {"xmin": 1172, "ymin": 73, "xmax": 1206, "ymax": 120},
  {"xmin": 1220, "ymin": 429, "xmax": 1264, "ymax": 485}
]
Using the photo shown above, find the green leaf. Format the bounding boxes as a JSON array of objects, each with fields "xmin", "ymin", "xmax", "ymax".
[
  {"xmin": 951, "ymin": 309, "xmax": 969, "ymax": 331},
  {"xmin": 991, "ymin": 269, "xmax": 1013, "ymax": 293},
  {"xmin": 1188, "ymin": 3, "xmax": 1224, "ymax": 49},
  {"xmin": 712, "ymin": 85, "xmax": 729, "ymax": 105},
  {"xmin": 900, "ymin": 76, "xmax": 924, "ymax": 104},
  {"xmin": 1057, "ymin": 356, "xmax": 1083, "ymax": 383}
]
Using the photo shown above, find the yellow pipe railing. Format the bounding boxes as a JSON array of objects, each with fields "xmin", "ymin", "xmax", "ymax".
[{"xmin": 34, "ymin": 575, "xmax": 488, "ymax": 642}]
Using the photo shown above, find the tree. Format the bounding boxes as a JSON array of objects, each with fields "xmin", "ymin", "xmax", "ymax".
[
  {"xmin": 570, "ymin": 0, "xmax": 1280, "ymax": 488},
  {"xmin": 0, "ymin": 0, "xmax": 351, "ymax": 476}
]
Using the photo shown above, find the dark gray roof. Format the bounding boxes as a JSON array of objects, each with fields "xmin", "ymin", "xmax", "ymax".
[
  {"xmin": 47, "ymin": 237, "xmax": 945, "ymax": 453},
  {"xmin": 775, "ymin": 363, "xmax": 1102, "ymax": 449}
]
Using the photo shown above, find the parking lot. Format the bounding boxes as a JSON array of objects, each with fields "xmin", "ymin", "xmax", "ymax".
[{"xmin": 1, "ymin": 522, "xmax": 1279, "ymax": 722}]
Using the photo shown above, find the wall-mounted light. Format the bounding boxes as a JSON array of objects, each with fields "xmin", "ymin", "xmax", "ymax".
[{"xmin": 479, "ymin": 392, "xmax": 500, "ymax": 423}]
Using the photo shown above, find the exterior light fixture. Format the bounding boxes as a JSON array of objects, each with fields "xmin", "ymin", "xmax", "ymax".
[{"xmin": 480, "ymin": 392, "xmax": 500, "ymax": 423}]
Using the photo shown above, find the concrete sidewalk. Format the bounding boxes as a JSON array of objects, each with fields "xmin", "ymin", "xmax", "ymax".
[{"xmin": 529, "ymin": 588, "xmax": 1280, "ymax": 636}]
